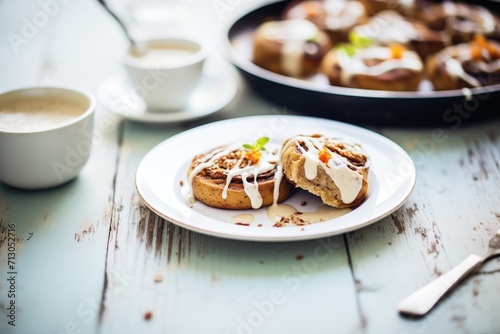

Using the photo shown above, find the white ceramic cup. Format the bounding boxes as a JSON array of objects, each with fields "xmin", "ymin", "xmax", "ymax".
[
  {"xmin": 122, "ymin": 36, "xmax": 209, "ymax": 111},
  {"xmin": 0, "ymin": 86, "xmax": 96, "ymax": 189}
]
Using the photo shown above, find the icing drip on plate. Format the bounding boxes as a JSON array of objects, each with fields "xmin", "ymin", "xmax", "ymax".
[{"xmin": 267, "ymin": 203, "xmax": 352, "ymax": 227}]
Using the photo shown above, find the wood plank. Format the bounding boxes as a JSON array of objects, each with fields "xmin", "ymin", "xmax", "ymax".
[
  {"xmin": 347, "ymin": 122, "xmax": 500, "ymax": 333},
  {"xmin": 97, "ymin": 121, "xmax": 365, "ymax": 333},
  {"xmin": 1, "ymin": 0, "xmax": 500, "ymax": 333},
  {"xmin": 0, "ymin": 1, "xmax": 123, "ymax": 333}
]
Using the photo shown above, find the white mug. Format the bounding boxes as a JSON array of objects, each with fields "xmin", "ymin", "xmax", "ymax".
[
  {"xmin": 122, "ymin": 36, "xmax": 209, "ymax": 111},
  {"xmin": 0, "ymin": 86, "xmax": 96, "ymax": 189}
]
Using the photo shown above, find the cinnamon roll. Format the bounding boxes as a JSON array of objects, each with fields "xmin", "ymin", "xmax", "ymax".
[
  {"xmin": 350, "ymin": 10, "xmax": 450, "ymax": 59},
  {"xmin": 282, "ymin": 0, "xmax": 368, "ymax": 44},
  {"xmin": 420, "ymin": 1, "xmax": 500, "ymax": 44},
  {"xmin": 359, "ymin": 0, "xmax": 427, "ymax": 18},
  {"xmin": 321, "ymin": 43, "xmax": 424, "ymax": 91},
  {"xmin": 280, "ymin": 134, "xmax": 370, "ymax": 209},
  {"xmin": 186, "ymin": 139, "xmax": 293, "ymax": 210},
  {"xmin": 252, "ymin": 19, "xmax": 331, "ymax": 78},
  {"xmin": 426, "ymin": 34, "xmax": 500, "ymax": 90}
]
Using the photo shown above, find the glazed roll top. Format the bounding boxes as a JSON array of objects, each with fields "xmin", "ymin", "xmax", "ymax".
[
  {"xmin": 350, "ymin": 10, "xmax": 450, "ymax": 58},
  {"xmin": 252, "ymin": 19, "xmax": 331, "ymax": 77},
  {"xmin": 187, "ymin": 140, "xmax": 293, "ymax": 209},
  {"xmin": 351, "ymin": 10, "xmax": 419, "ymax": 46},
  {"xmin": 427, "ymin": 34, "xmax": 500, "ymax": 89},
  {"xmin": 283, "ymin": 0, "xmax": 367, "ymax": 43},
  {"xmin": 281, "ymin": 134, "xmax": 370, "ymax": 208},
  {"xmin": 338, "ymin": 45, "xmax": 423, "ymax": 85},
  {"xmin": 321, "ymin": 42, "xmax": 424, "ymax": 91},
  {"xmin": 421, "ymin": 1, "xmax": 500, "ymax": 43}
]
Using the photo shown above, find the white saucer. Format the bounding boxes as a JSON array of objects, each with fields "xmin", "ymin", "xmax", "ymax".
[{"xmin": 97, "ymin": 57, "xmax": 238, "ymax": 123}]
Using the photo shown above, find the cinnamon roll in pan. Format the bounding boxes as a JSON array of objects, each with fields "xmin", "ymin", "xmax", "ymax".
[
  {"xmin": 350, "ymin": 10, "xmax": 450, "ymax": 59},
  {"xmin": 427, "ymin": 35, "xmax": 500, "ymax": 90},
  {"xmin": 420, "ymin": 1, "xmax": 500, "ymax": 44},
  {"xmin": 282, "ymin": 0, "xmax": 368, "ymax": 44},
  {"xmin": 359, "ymin": 0, "xmax": 427, "ymax": 18},
  {"xmin": 252, "ymin": 19, "xmax": 331, "ymax": 78},
  {"xmin": 321, "ymin": 44, "xmax": 424, "ymax": 91}
]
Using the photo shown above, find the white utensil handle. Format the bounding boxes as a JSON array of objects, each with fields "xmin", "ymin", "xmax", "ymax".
[{"xmin": 398, "ymin": 254, "xmax": 483, "ymax": 316}]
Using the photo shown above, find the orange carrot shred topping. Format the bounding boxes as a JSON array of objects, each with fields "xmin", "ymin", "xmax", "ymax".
[
  {"xmin": 470, "ymin": 43, "xmax": 482, "ymax": 60},
  {"xmin": 471, "ymin": 33, "xmax": 500, "ymax": 60},
  {"xmin": 245, "ymin": 149, "xmax": 262, "ymax": 164},
  {"xmin": 390, "ymin": 44, "xmax": 406, "ymax": 59},
  {"xmin": 474, "ymin": 33, "xmax": 487, "ymax": 48},
  {"xmin": 318, "ymin": 147, "xmax": 332, "ymax": 164}
]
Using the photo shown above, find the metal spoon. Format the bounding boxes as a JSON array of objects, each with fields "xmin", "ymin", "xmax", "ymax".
[
  {"xmin": 398, "ymin": 227, "xmax": 500, "ymax": 316},
  {"xmin": 96, "ymin": 0, "xmax": 146, "ymax": 56}
]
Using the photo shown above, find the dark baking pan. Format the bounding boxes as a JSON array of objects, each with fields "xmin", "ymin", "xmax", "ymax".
[{"xmin": 224, "ymin": 0, "xmax": 500, "ymax": 126}]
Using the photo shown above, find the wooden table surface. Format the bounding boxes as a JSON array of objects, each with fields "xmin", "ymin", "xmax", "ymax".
[{"xmin": 1, "ymin": 1, "xmax": 499, "ymax": 333}]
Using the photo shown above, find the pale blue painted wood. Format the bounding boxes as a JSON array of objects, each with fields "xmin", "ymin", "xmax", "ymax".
[
  {"xmin": 1, "ymin": 1, "xmax": 500, "ymax": 334},
  {"xmin": 96, "ymin": 121, "xmax": 363, "ymax": 334},
  {"xmin": 0, "ymin": 2, "xmax": 122, "ymax": 334}
]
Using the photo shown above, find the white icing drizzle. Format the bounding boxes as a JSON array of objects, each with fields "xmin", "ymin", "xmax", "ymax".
[
  {"xmin": 257, "ymin": 19, "xmax": 319, "ymax": 77},
  {"xmin": 352, "ymin": 10, "xmax": 418, "ymax": 45},
  {"xmin": 187, "ymin": 142, "xmax": 282, "ymax": 209},
  {"xmin": 462, "ymin": 87, "xmax": 473, "ymax": 101},
  {"xmin": 281, "ymin": 135, "xmax": 370, "ymax": 204},
  {"xmin": 399, "ymin": 0, "xmax": 415, "ymax": 11},
  {"xmin": 439, "ymin": 43, "xmax": 500, "ymax": 87},
  {"xmin": 282, "ymin": 40, "xmax": 306, "ymax": 77},
  {"xmin": 258, "ymin": 19, "xmax": 318, "ymax": 41},
  {"xmin": 272, "ymin": 163, "xmax": 284, "ymax": 206},
  {"xmin": 442, "ymin": 1, "xmax": 495, "ymax": 34},
  {"xmin": 442, "ymin": 1, "xmax": 457, "ymax": 16},
  {"xmin": 324, "ymin": 0, "xmax": 365, "ymax": 30},
  {"xmin": 324, "ymin": 0, "xmax": 347, "ymax": 15},
  {"xmin": 473, "ymin": 59, "xmax": 500, "ymax": 73},
  {"xmin": 444, "ymin": 58, "xmax": 481, "ymax": 87},
  {"xmin": 336, "ymin": 47, "xmax": 423, "ymax": 86}
]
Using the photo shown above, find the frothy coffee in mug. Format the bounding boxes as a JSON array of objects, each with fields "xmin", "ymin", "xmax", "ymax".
[{"xmin": 0, "ymin": 97, "xmax": 85, "ymax": 132}]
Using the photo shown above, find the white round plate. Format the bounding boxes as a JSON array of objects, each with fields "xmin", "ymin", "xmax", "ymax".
[
  {"xmin": 136, "ymin": 115, "xmax": 416, "ymax": 242},
  {"xmin": 97, "ymin": 56, "xmax": 238, "ymax": 123}
]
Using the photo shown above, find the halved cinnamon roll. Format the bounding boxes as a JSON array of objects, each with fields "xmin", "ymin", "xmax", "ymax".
[
  {"xmin": 186, "ymin": 139, "xmax": 293, "ymax": 210},
  {"xmin": 426, "ymin": 34, "xmax": 500, "ymax": 90},
  {"xmin": 252, "ymin": 19, "xmax": 331, "ymax": 78},
  {"xmin": 321, "ymin": 43, "xmax": 424, "ymax": 91},
  {"xmin": 282, "ymin": 0, "xmax": 368, "ymax": 44},
  {"xmin": 280, "ymin": 134, "xmax": 370, "ymax": 209}
]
